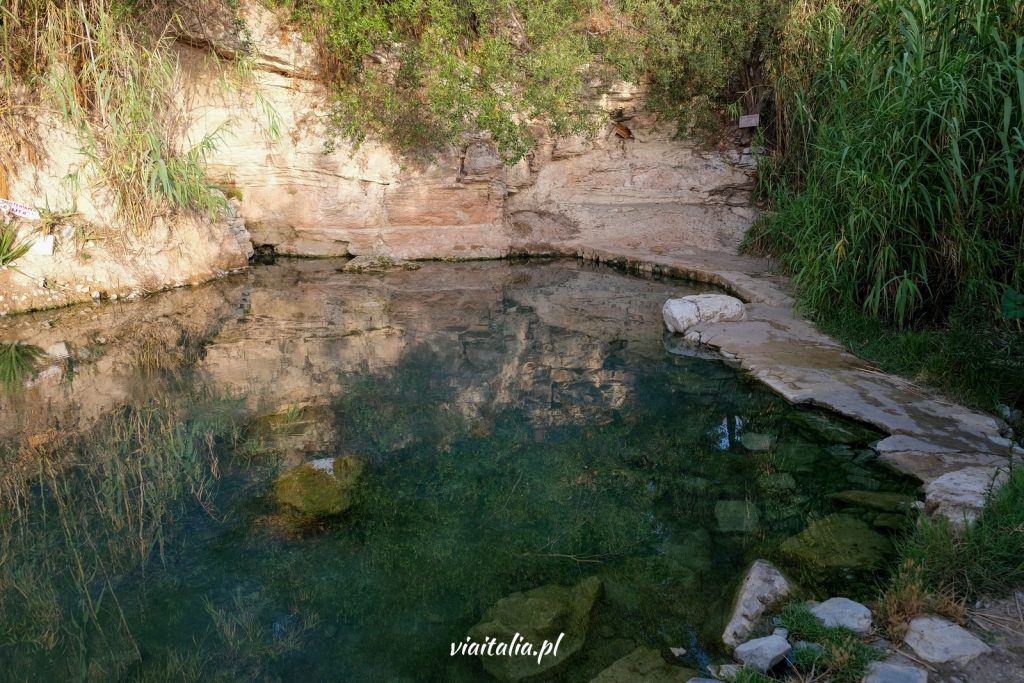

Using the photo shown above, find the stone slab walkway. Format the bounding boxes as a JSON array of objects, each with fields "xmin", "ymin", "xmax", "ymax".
[{"xmin": 565, "ymin": 241, "xmax": 1019, "ymax": 521}]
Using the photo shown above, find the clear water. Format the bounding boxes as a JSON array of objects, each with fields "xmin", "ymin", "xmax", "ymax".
[{"xmin": 0, "ymin": 259, "xmax": 916, "ymax": 681}]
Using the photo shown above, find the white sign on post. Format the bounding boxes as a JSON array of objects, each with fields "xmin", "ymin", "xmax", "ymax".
[{"xmin": 738, "ymin": 114, "xmax": 761, "ymax": 129}]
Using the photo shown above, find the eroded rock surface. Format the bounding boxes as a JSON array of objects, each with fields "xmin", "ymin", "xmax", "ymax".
[{"xmin": 903, "ymin": 615, "xmax": 992, "ymax": 665}]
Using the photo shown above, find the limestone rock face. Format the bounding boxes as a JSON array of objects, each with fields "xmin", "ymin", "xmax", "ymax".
[
  {"xmin": 663, "ymin": 295, "xmax": 746, "ymax": 334},
  {"xmin": 903, "ymin": 615, "xmax": 991, "ymax": 664},
  {"xmin": 468, "ymin": 576, "xmax": 601, "ymax": 682},
  {"xmin": 590, "ymin": 646, "xmax": 695, "ymax": 682},
  {"xmin": 722, "ymin": 560, "xmax": 793, "ymax": 649}
]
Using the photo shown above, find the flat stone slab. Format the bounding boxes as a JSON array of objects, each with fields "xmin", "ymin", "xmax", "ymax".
[
  {"xmin": 904, "ymin": 615, "xmax": 991, "ymax": 664},
  {"xmin": 663, "ymin": 294, "xmax": 745, "ymax": 334},
  {"xmin": 810, "ymin": 597, "xmax": 872, "ymax": 634},
  {"xmin": 734, "ymin": 634, "xmax": 791, "ymax": 672},
  {"xmin": 863, "ymin": 660, "xmax": 928, "ymax": 683},
  {"xmin": 740, "ymin": 432, "xmax": 776, "ymax": 451},
  {"xmin": 722, "ymin": 560, "xmax": 793, "ymax": 648},
  {"xmin": 925, "ymin": 467, "xmax": 1008, "ymax": 527}
]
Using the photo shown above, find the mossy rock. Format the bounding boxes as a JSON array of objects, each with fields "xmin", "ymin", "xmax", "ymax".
[
  {"xmin": 828, "ymin": 490, "xmax": 918, "ymax": 513},
  {"xmin": 590, "ymin": 646, "xmax": 696, "ymax": 682},
  {"xmin": 273, "ymin": 455, "xmax": 365, "ymax": 521},
  {"xmin": 468, "ymin": 576, "xmax": 601, "ymax": 682},
  {"xmin": 779, "ymin": 514, "xmax": 892, "ymax": 588}
]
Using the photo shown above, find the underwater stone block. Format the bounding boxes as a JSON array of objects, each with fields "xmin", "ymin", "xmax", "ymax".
[
  {"xmin": 590, "ymin": 646, "xmax": 696, "ymax": 682},
  {"xmin": 779, "ymin": 514, "xmax": 892, "ymax": 581},
  {"xmin": 715, "ymin": 500, "xmax": 760, "ymax": 534},
  {"xmin": 468, "ymin": 576, "xmax": 601, "ymax": 682}
]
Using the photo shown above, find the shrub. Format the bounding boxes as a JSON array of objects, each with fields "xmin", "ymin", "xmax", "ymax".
[{"xmin": 751, "ymin": 0, "xmax": 1024, "ymax": 327}]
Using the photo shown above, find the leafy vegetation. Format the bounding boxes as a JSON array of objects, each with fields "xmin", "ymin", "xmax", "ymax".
[
  {"xmin": 0, "ymin": 220, "xmax": 33, "ymax": 268},
  {"xmin": 748, "ymin": 0, "xmax": 1024, "ymax": 415},
  {"xmin": 267, "ymin": 0, "xmax": 790, "ymax": 160}
]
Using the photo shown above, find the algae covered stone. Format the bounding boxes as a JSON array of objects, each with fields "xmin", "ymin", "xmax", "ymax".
[
  {"xmin": 779, "ymin": 514, "xmax": 892, "ymax": 582},
  {"xmin": 590, "ymin": 646, "xmax": 696, "ymax": 682},
  {"xmin": 786, "ymin": 410, "xmax": 879, "ymax": 444},
  {"xmin": 274, "ymin": 455, "xmax": 365, "ymax": 520},
  {"xmin": 468, "ymin": 576, "xmax": 601, "ymax": 682}
]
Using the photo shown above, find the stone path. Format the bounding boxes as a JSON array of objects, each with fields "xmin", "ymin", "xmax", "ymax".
[{"xmin": 515, "ymin": 131, "xmax": 1020, "ymax": 518}]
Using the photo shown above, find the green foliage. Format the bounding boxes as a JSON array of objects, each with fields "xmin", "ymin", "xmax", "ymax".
[
  {"xmin": 780, "ymin": 603, "xmax": 882, "ymax": 683},
  {"xmin": 752, "ymin": 0, "xmax": 1024, "ymax": 328},
  {"xmin": 0, "ymin": 220, "xmax": 33, "ymax": 268},
  {"xmin": 896, "ymin": 465, "xmax": 1024, "ymax": 598},
  {"xmin": 0, "ymin": 342, "xmax": 45, "ymax": 393},
  {"xmin": 275, "ymin": 0, "xmax": 791, "ymax": 159}
]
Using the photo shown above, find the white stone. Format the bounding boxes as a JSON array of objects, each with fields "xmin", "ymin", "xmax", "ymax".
[
  {"xmin": 904, "ymin": 615, "xmax": 991, "ymax": 664},
  {"xmin": 863, "ymin": 661, "xmax": 928, "ymax": 683},
  {"xmin": 663, "ymin": 294, "xmax": 746, "ymax": 334},
  {"xmin": 310, "ymin": 457, "xmax": 334, "ymax": 473},
  {"xmin": 810, "ymin": 597, "xmax": 873, "ymax": 634},
  {"xmin": 28, "ymin": 234, "xmax": 55, "ymax": 256},
  {"xmin": 711, "ymin": 663, "xmax": 742, "ymax": 681},
  {"xmin": 45, "ymin": 342, "xmax": 70, "ymax": 359},
  {"xmin": 925, "ymin": 467, "xmax": 1008, "ymax": 527},
  {"xmin": 722, "ymin": 560, "xmax": 793, "ymax": 648},
  {"xmin": 734, "ymin": 634, "xmax": 791, "ymax": 672}
]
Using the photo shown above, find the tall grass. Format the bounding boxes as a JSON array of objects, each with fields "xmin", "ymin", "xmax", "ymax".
[
  {"xmin": 752, "ymin": 0, "xmax": 1024, "ymax": 328},
  {"xmin": 0, "ymin": 393, "xmax": 241, "ymax": 678},
  {"xmin": 1, "ymin": 1, "xmax": 226, "ymax": 230}
]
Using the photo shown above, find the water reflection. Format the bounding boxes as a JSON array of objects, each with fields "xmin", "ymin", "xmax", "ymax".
[{"xmin": 0, "ymin": 259, "xmax": 913, "ymax": 681}]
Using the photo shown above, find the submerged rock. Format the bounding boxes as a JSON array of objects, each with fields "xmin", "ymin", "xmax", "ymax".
[
  {"xmin": 662, "ymin": 295, "xmax": 745, "ymax": 334},
  {"xmin": 740, "ymin": 432, "xmax": 776, "ymax": 452},
  {"xmin": 903, "ymin": 615, "xmax": 991, "ymax": 664},
  {"xmin": 722, "ymin": 560, "xmax": 793, "ymax": 649},
  {"xmin": 468, "ymin": 576, "xmax": 601, "ymax": 682},
  {"xmin": 715, "ymin": 500, "xmax": 760, "ymax": 534},
  {"xmin": 779, "ymin": 514, "xmax": 892, "ymax": 579},
  {"xmin": 828, "ymin": 490, "xmax": 918, "ymax": 513},
  {"xmin": 590, "ymin": 646, "xmax": 696, "ymax": 682},
  {"xmin": 786, "ymin": 410, "xmax": 879, "ymax": 444},
  {"xmin": 273, "ymin": 455, "xmax": 365, "ymax": 521}
]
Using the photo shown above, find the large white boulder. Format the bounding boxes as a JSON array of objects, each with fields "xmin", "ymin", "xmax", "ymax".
[
  {"xmin": 663, "ymin": 295, "xmax": 746, "ymax": 334},
  {"xmin": 722, "ymin": 560, "xmax": 793, "ymax": 648}
]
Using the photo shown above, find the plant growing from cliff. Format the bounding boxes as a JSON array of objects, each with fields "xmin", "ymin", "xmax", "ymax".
[
  {"xmin": 2, "ymin": 1, "xmax": 227, "ymax": 231},
  {"xmin": 268, "ymin": 0, "xmax": 792, "ymax": 159},
  {"xmin": 0, "ymin": 220, "xmax": 33, "ymax": 268}
]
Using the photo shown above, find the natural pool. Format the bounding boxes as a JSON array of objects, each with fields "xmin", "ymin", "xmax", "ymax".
[{"xmin": 0, "ymin": 259, "xmax": 919, "ymax": 681}]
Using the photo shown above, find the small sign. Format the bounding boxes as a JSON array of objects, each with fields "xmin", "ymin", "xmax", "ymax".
[
  {"xmin": 0, "ymin": 198, "xmax": 41, "ymax": 220},
  {"xmin": 738, "ymin": 114, "xmax": 761, "ymax": 129}
]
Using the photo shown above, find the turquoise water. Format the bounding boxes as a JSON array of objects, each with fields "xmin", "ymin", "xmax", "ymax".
[{"xmin": 0, "ymin": 259, "xmax": 917, "ymax": 681}]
